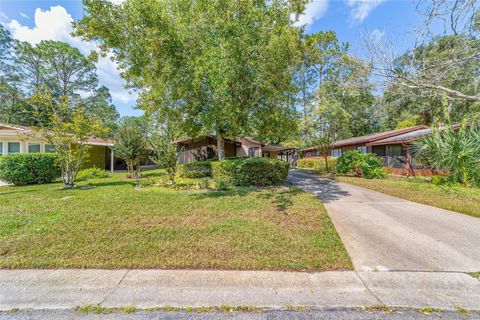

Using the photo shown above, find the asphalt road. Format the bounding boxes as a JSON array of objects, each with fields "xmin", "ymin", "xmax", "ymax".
[
  {"xmin": 1, "ymin": 309, "xmax": 479, "ymax": 320},
  {"xmin": 287, "ymin": 170, "xmax": 480, "ymax": 272}
]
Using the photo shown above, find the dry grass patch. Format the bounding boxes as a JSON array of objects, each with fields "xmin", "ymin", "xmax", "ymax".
[{"xmin": 0, "ymin": 170, "xmax": 351, "ymax": 271}]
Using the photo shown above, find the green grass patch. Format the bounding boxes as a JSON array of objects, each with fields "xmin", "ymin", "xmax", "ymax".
[
  {"xmin": 335, "ymin": 175, "xmax": 480, "ymax": 218},
  {"xmin": 0, "ymin": 169, "xmax": 351, "ymax": 270}
]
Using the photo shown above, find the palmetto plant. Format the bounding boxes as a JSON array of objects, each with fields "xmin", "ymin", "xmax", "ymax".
[{"xmin": 412, "ymin": 123, "xmax": 480, "ymax": 186}]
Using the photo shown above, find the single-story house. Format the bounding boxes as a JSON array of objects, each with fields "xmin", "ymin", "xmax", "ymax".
[
  {"xmin": 0, "ymin": 123, "xmax": 121, "ymax": 172},
  {"xmin": 366, "ymin": 127, "xmax": 445, "ymax": 176},
  {"xmin": 301, "ymin": 125, "xmax": 444, "ymax": 176},
  {"xmin": 173, "ymin": 135, "xmax": 296, "ymax": 164},
  {"xmin": 302, "ymin": 125, "xmax": 429, "ymax": 158}
]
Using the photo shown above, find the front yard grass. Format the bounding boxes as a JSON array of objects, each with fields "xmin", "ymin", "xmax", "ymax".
[
  {"xmin": 335, "ymin": 176, "xmax": 480, "ymax": 218},
  {"xmin": 0, "ymin": 169, "xmax": 351, "ymax": 271}
]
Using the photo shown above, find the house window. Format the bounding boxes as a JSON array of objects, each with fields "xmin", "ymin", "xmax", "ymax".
[
  {"xmin": 28, "ymin": 143, "xmax": 41, "ymax": 153},
  {"xmin": 45, "ymin": 144, "xmax": 55, "ymax": 153},
  {"xmin": 331, "ymin": 149, "xmax": 342, "ymax": 157},
  {"xmin": 305, "ymin": 152, "xmax": 312, "ymax": 157},
  {"xmin": 248, "ymin": 147, "xmax": 260, "ymax": 157},
  {"xmin": 386, "ymin": 145, "xmax": 402, "ymax": 157},
  {"xmin": 357, "ymin": 146, "xmax": 367, "ymax": 154},
  {"xmin": 8, "ymin": 142, "xmax": 20, "ymax": 154},
  {"xmin": 0, "ymin": 142, "xmax": 3, "ymax": 155}
]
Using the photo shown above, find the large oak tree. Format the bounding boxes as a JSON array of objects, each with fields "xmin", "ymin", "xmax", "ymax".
[{"xmin": 74, "ymin": 0, "xmax": 307, "ymax": 159}]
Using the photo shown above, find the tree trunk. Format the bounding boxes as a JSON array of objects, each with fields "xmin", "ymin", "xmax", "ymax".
[
  {"xmin": 216, "ymin": 134, "xmax": 225, "ymax": 160},
  {"xmin": 324, "ymin": 155, "xmax": 329, "ymax": 173}
]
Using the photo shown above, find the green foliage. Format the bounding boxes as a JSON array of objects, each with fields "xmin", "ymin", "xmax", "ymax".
[
  {"xmin": 0, "ymin": 32, "xmax": 119, "ymax": 130},
  {"xmin": 114, "ymin": 122, "xmax": 149, "ymax": 181},
  {"xmin": 211, "ymin": 158, "xmax": 289, "ymax": 187},
  {"xmin": 213, "ymin": 179, "xmax": 229, "ymax": 191},
  {"xmin": 148, "ymin": 113, "xmax": 181, "ymax": 183},
  {"xmin": 431, "ymin": 175, "xmax": 450, "ymax": 186},
  {"xmin": 0, "ymin": 153, "xmax": 59, "ymax": 185},
  {"xmin": 75, "ymin": 0, "xmax": 304, "ymax": 147},
  {"xmin": 413, "ymin": 123, "xmax": 480, "ymax": 186},
  {"xmin": 178, "ymin": 161, "xmax": 212, "ymax": 178},
  {"xmin": 297, "ymin": 158, "xmax": 337, "ymax": 173},
  {"xmin": 76, "ymin": 167, "xmax": 110, "ymax": 181},
  {"xmin": 30, "ymin": 93, "xmax": 107, "ymax": 188},
  {"xmin": 336, "ymin": 150, "xmax": 384, "ymax": 179}
]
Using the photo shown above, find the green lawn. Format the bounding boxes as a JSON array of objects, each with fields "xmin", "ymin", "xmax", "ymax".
[
  {"xmin": 0, "ymin": 169, "xmax": 351, "ymax": 271},
  {"xmin": 335, "ymin": 176, "xmax": 480, "ymax": 218}
]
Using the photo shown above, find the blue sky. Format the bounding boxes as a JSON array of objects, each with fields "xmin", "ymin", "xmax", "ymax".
[{"xmin": 0, "ymin": 0, "xmax": 424, "ymax": 117}]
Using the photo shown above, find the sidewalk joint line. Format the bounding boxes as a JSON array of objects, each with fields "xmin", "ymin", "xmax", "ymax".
[
  {"xmin": 354, "ymin": 271, "xmax": 384, "ymax": 306},
  {"xmin": 99, "ymin": 269, "xmax": 130, "ymax": 306}
]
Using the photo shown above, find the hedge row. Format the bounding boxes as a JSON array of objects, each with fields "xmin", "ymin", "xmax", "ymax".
[
  {"xmin": 177, "ymin": 161, "xmax": 212, "ymax": 178},
  {"xmin": 0, "ymin": 153, "xmax": 60, "ymax": 185},
  {"xmin": 297, "ymin": 158, "xmax": 337, "ymax": 173},
  {"xmin": 178, "ymin": 157, "xmax": 290, "ymax": 186}
]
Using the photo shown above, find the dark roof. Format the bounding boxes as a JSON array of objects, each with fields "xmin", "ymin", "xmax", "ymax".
[{"xmin": 302, "ymin": 125, "xmax": 429, "ymax": 151}]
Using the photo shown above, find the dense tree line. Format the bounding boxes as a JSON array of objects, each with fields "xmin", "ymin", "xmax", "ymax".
[{"xmin": 0, "ymin": 25, "xmax": 119, "ymax": 135}]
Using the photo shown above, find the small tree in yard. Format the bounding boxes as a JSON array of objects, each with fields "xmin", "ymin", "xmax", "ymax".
[
  {"xmin": 147, "ymin": 112, "xmax": 182, "ymax": 185},
  {"xmin": 311, "ymin": 103, "xmax": 351, "ymax": 173},
  {"xmin": 29, "ymin": 92, "xmax": 105, "ymax": 188},
  {"xmin": 114, "ymin": 124, "xmax": 149, "ymax": 183}
]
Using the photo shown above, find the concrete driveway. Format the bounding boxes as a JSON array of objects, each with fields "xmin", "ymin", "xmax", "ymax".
[{"xmin": 287, "ymin": 170, "xmax": 480, "ymax": 272}]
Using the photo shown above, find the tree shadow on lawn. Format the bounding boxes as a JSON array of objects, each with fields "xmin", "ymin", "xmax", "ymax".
[{"xmin": 288, "ymin": 170, "xmax": 351, "ymax": 204}]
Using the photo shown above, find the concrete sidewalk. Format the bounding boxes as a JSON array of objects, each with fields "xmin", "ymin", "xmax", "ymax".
[{"xmin": 0, "ymin": 269, "xmax": 479, "ymax": 311}]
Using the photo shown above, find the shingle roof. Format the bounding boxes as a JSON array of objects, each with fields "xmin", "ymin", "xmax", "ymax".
[{"xmin": 302, "ymin": 125, "xmax": 429, "ymax": 152}]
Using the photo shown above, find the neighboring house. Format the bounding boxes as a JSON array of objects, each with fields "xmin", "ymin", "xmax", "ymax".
[
  {"xmin": 366, "ymin": 127, "xmax": 445, "ymax": 176},
  {"xmin": 173, "ymin": 135, "xmax": 296, "ymax": 164},
  {"xmin": 0, "ymin": 123, "xmax": 120, "ymax": 172},
  {"xmin": 301, "ymin": 125, "xmax": 443, "ymax": 176},
  {"xmin": 302, "ymin": 125, "xmax": 429, "ymax": 159}
]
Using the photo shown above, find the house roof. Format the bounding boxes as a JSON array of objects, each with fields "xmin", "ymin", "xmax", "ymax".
[
  {"xmin": 302, "ymin": 125, "xmax": 429, "ymax": 152},
  {"xmin": 172, "ymin": 135, "xmax": 295, "ymax": 152},
  {"xmin": 0, "ymin": 122, "xmax": 114, "ymax": 146},
  {"xmin": 367, "ymin": 128, "xmax": 433, "ymax": 146},
  {"xmin": 367, "ymin": 123, "xmax": 462, "ymax": 146}
]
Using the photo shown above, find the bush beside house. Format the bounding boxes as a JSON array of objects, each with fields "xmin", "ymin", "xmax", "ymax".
[
  {"xmin": 336, "ymin": 150, "xmax": 386, "ymax": 179},
  {"xmin": 297, "ymin": 158, "xmax": 337, "ymax": 173},
  {"xmin": 177, "ymin": 161, "xmax": 212, "ymax": 178},
  {"xmin": 178, "ymin": 157, "xmax": 289, "ymax": 186},
  {"xmin": 0, "ymin": 153, "xmax": 60, "ymax": 185},
  {"xmin": 76, "ymin": 167, "xmax": 110, "ymax": 181}
]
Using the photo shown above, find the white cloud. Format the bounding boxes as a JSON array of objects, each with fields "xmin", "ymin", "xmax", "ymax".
[
  {"xmin": 371, "ymin": 28, "xmax": 385, "ymax": 41},
  {"xmin": 5, "ymin": 5, "xmax": 137, "ymax": 111},
  {"xmin": 293, "ymin": 0, "xmax": 329, "ymax": 27},
  {"xmin": 0, "ymin": 11, "xmax": 9, "ymax": 23},
  {"xmin": 20, "ymin": 12, "xmax": 29, "ymax": 20},
  {"xmin": 346, "ymin": 0, "xmax": 384, "ymax": 22}
]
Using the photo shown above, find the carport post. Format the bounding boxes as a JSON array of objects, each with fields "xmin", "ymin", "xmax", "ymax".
[{"xmin": 110, "ymin": 147, "xmax": 114, "ymax": 174}]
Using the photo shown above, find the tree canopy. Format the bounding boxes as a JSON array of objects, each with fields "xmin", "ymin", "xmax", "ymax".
[{"xmin": 75, "ymin": 0, "xmax": 308, "ymax": 158}]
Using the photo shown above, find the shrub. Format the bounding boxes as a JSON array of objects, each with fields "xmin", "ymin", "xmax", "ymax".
[
  {"xmin": 213, "ymin": 179, "xmax": 229, "ymax": 191},
  {"xmin": 431, "ymin": 175, "xmax": 450, "ymax": 186},
  {"xmin": 211, "ymin": 157, "xmax": 289, "ymax": 186},
  {"xmin": 178, "ymin": 161, "xmax": 212, "ymax": 178},
  {"xmin": 77, "ymin": 167, "xmax": 110, "ymax": 181},
  {"xmin": 0, "ymin": 153, "xmax": 60, "ymax": 185},
  {"xmin": 297, "ymin": 158, "xmax": 337, "ymax": 173},
  {"xmin": 413, "ymin": 123, "xmax": 480, "ymax": 186},
  {"xmin": 336, "ymin": 150, "xmax": 384, "ymax": 179}
]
